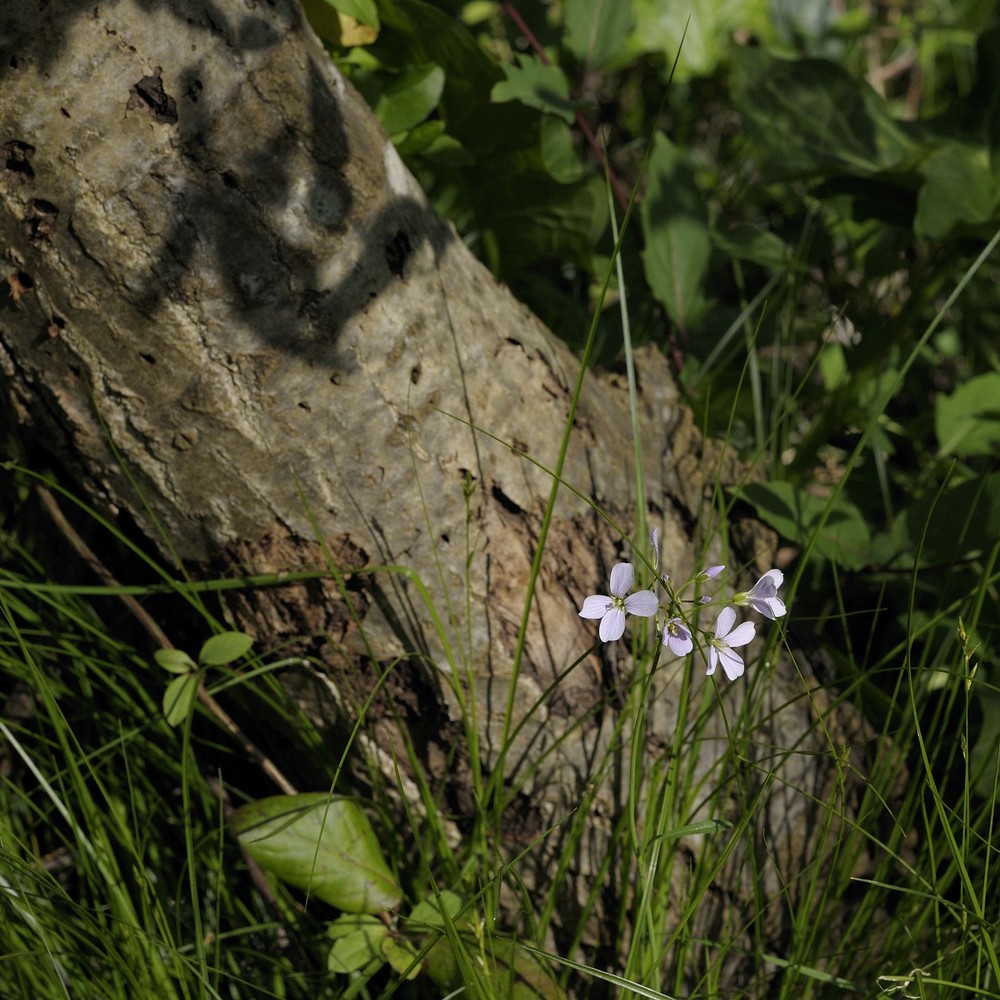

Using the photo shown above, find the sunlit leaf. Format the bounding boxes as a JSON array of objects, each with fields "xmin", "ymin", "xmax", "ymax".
[
  {"xmin": 915, "ymin": 142, "xmax": 999, "ymax": 239},
  {"xmin": 231, "ymin": 793, "xmax": 402, "ymax": 913},
  {"xmin": 375, "ymin": 64, "xmax": 445, "ymax": 136}
]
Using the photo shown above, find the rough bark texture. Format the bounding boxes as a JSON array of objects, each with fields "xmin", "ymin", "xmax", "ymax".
[{"xmin": 1, "ymin": 0, "xmax": 874, "ymax": 987}]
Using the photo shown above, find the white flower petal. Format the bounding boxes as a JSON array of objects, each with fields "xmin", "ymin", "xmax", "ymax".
[
  {"xmin": 608, "ymin": 562, "xmax": 634, "ymax": 598},
  {"xmin": 579, "ymin": 595, "xmax": 611, "ymax": 619},
  {"xmin": 725, "ymin": 621, "xmax": 756, "ymax": 648},
  {"xmin": 625, "ymin": 589, "xmax": 659, "ymax": 617},
  {"xmin": 599, "ymin": 608, "xmax": 626, "ymax": 642},
  {"xmin": 721, "ymin": 648, "xmax": 745, "ymax": 680},
  {"xmin": 714, "ymin": 606, "xmax": 736, "ymax": 638},
  {"xmin": 706, "ymin": 648, "xmax": 719, "ymax": 676}
]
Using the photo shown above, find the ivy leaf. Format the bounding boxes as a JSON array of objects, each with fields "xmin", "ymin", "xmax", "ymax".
[
  {"xmin": 491, "ymin": 56, "xmax": 578, "ymax": 123},
  {"xmin": 935, "ymin": 373, "xmax": 1000, "ymax": 457},
  {"xmin": 198, "ymin": 631, "xmax": 253, "ymax": 666},
  {"xmin": 231, "ymin": 793, "xmax": 402, "ymax": 913},
  {"xmin": 641, "ymin": 133, "xmax": 710, "ymax": 331},
  {"xmin": 162, "ymin": 672, "xmax": 200, "ymax": 727}
]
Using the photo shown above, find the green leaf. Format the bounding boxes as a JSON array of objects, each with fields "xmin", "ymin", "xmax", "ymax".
[
  {"xmin": 162, "ymin": 672, "xmax": 199, "ymax": 727},
  {"xmin": 738, "ymin": 481, "xmax": 873, "ymax": 569},
  {"xmin": 231, "ymin": 793, "xmax": 402, "ymax": 913},
  {"xmin": 327, "ymin": 914, "xmax": 387, "ymax": 974},
  {"xmin": 375, "ymin": 64, "xmax": 445, "ymax": 136},
  {"xmin": 563, "ymin": 0, "xmax": 633, "ymax": 68},
  {"xmin": 936, "ymin": 373, "xmax": 1000, "ymax": 456},
  {"xmin": 321, "ymin": 0, "xmax": 378, "ymax": 28},
  {"xmin": 380, "ymin": 934, "xmax": 421, "ymax": 979},
  {"xmin": 628, "ymin": 0, "xmax": 771, "ymax": 80},
  {"xmin": 539, "ymin": 117, "xmax": 585, "ymax": 183},
  {"xmin": 198, "ymin": 631, "xmax": 253, "ymax": 666},
  {"xmin": 409, "ymin": 890, "xmax": 464, "ymax": 929},
  {"xmin": 640, "ymin": 133, "xmax": 711, "ymax": 331},
  {"xmin": 916, "ymin": 142, "xmax": 999, "ymax": 238},
  {"xmin": 491, "ymin": 57, "xmax": 577, "ymax": 124},
  {"xmin": 730, "ymin": 47, "xmax": 912, "ymax": 180},
  {"xmin": 153, "ymin": 648, "xmax": 197, "ymax": 675}
]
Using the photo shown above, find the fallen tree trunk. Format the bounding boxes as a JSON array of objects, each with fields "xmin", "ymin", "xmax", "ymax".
[{"xmin": 0, "ymin": 0, "xmax": 873, "ymax": 986}]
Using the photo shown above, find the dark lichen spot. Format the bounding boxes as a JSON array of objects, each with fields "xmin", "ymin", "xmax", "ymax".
[
  {"xmin": 384, "ymin": 230, "xmax": 412, "ymax": 279},
  {"xmin": 3, "ymin": 140, "xmax": 35, "ymax": 180},
  {"xmin": 23, "ymin": 199, "xmax": 58, "ymax": 241},
  {"xmin": 127, "ymin": 68, "xmax": 179, "ymax": 125}
]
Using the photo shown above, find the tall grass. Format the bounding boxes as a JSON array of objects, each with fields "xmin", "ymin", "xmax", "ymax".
[{"xmin": 2, "ymin": 230, "xmax": 999, "ymax": 1000}]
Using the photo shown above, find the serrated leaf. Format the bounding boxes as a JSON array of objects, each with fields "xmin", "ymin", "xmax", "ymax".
[
  {"xmin": 163, "ymin": 672, "xmax": 200, "ymax": 727},
  {"xmin": 154, "ymin": 648, "xmax": 198, "ymax": 675},
  {"xmin": 563, "ymin": 0, "xmax": 633, "ymax": 68},
  {"xmin": 375, "ymin": 64, "xmax": 445, "ymax": 136},
  {"xmin": 327, "ymin": 914, "xmax": 387, "ymax": 973},
  {"xmin": 935, "ymin": 373, "xmax": 1000, "ymax": 457},
  {"xmin": 491, "ymin": 57, "xmax": 577, "ymax": 123},
  {"xmin": 640, "ymin": 133, "xmax": 710, "ymax": 332},
  {"xmin": 738, "ymin": 481, "xmax": 872, "ymax": 569},
  {"xmin": 199, "ymin": 631, "xmax": 254, "ymax": 666},
  {"xmin": 231, "ymin": 794, "xmax": 402, "ymax": 913}
]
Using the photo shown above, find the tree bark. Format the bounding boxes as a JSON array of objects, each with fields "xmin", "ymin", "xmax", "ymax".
[{"xmin": 1, "ymin": 0, "xmax": 873, "ymax": 985}]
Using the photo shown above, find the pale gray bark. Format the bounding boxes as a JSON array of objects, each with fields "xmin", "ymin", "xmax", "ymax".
[{"xmin": 0, "ymin": 0, "xmax": 876, "ymax": 985}]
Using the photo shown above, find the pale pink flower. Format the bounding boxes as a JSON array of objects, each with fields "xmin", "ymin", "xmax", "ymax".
[
  {"xmin": 707, "ymin": 607, "xmax": 756, "ymax": 680},
  {"xmin": 579, "ymin": 563, "xmax": 659, "ymax": 643},
  {"xmin": 662, "ymin": 617, "xmax": 693, "ymax": 656},
  {"xmin": 734, "ymin": 569, "xmax": 786, "ymax": 620}
]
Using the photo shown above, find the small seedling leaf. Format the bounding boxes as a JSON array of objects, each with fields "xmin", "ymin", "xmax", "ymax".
[
  {"xmin": 163, "ymin": 672, "xmax": 199, "ymax": 727},
  {"xmin": 154, "ymin": 648, "xmax": 198, "ymax": 675},
  {"xmin": 198, "ymin": 631, "xmax": 254, "ymax": 666},
  {"xmin": 231, "ymin": 793, "xmax": 402, "ymax": 913}
]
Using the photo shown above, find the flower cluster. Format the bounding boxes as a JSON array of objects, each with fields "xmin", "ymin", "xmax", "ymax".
[{"xmin": 578, "ymin": 556, "xmax": 786, "ymax": 681}]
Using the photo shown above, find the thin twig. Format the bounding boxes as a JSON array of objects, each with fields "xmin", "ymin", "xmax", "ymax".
[{"xmin": 35, "ymin": 484, "xmax": 298, "ymax": 797}]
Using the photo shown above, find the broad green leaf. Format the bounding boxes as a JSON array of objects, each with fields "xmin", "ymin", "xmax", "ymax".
[
  {"xmin": 163, "ymin": 672, "xmax": 199, "ymax": 727},
  {"xmin": 738, "ymin": 481, "xmax": 872, "ymax": 569},
  {"xmin": 491, "ymin": 57, "xmax": 577, "ymax": 124},
  {"xmin": 153, "ymin": 648, "xmax": 197, "ymax": 675},
  {"xmin": 231, "ymin": 793, "xmax": 402, "ymax": 913},
  {"xmin": 564, "ymin": 0, "xmax": 633, "ymax": 68},
  {"xmin": 199, "ymin": 631, "xmax": 253, "ymax": 666},
  {"xmin": 916, "ymin": 142, "xmax": 999, "ymax": 238},
  {"xmin": 730, "ymin": 47, "xmax": 912, "ymax": 179},
  {"xmin": 640, "ymin": 134, "xmax": 710, "ymax": 331},
  {"xmin": 711, "ymin": 226, "xmax": 799, "ymax": 272},
  {"xmin": 375, "ymin": 64, "xmax": 445, "ymax": 136},
  {"xmin": 327, "ymin": 914, "xmax": 387, "ymax": 974},
  {"xmin": 936, "ymin": 373, "xmax": 1000, "ymax": 456}
]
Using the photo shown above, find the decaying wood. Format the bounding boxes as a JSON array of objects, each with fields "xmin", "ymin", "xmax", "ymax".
[{"xmin": 0, "ymin": 0, "xmax": 879, "ymax": 985}]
